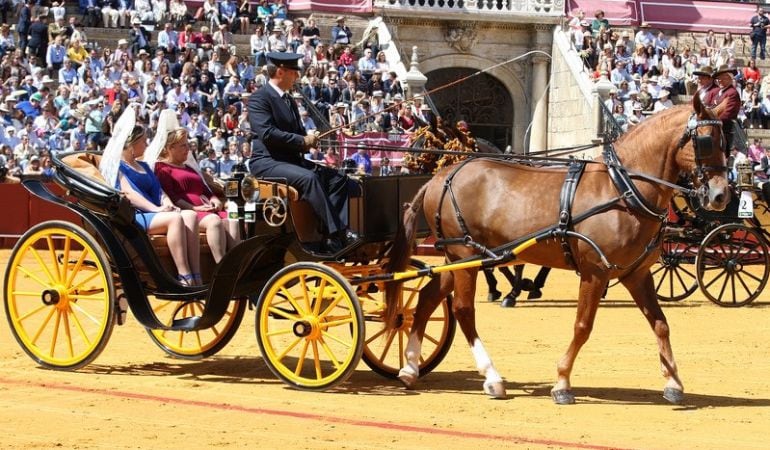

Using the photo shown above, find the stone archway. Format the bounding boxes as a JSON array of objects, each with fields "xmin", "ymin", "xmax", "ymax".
[
  {"xmin": 418, "ymin": 54, "xmax": 529, "ymax": 152},
  {"xmin": 425, "ymin": 68, "xmax": 513, "ymax": 151}
]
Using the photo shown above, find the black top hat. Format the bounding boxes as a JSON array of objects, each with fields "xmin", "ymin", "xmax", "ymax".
[
  {"xmin": 713, "ymin": 64, "xmax": 737, "ymax": 77},
  {"xmin": 266, "ymin": 52, "xmax": 302, "ymax": 71}
]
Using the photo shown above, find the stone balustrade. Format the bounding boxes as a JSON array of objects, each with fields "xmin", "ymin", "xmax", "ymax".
[{"xmin": 373, "ymin": 0, "xmax": 564, "ymax": 19}]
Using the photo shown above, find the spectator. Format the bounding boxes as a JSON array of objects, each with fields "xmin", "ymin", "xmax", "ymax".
[
  {"xmin": 750, "ymin": 6, "xmax": 770, "ymax": 61},
  {"xmin": 199, "ymin": 148, "xmax": 220, "ymax": 173},
  {"xmin": 268, "ymin": 27, "xmax": 287, "ymax": 52},
  {"xmin": 746, "ymin": 90, "xmax": 762, "ymax": 129},
  {"xmin": 28, "ymin": 15, "xmax": 49, "ymax": 67},
  {"xmin": 302, "ymin": 17, "xmax": 321, "ymax": 47},
  {"xmin": 331, "ymin": 16, "xmax": 353, "ymax": 52},
  {"xmin": 337, "ymin": 46, "xmax": 355, "ymax": 76},
  {"xmin": 23, "ymin": 155, "xmax": 42, "ymax": 175},
  {"xmin": 634, "ymin": 22, "xmax": 655, "ymax": 49},
  {"xmin": 218, "ymin": 143, "xmax": 238, "ymax": 177},
  {"xmin": 590, "ymin": 9, "xmax": 609, "ymax": 38},
  {"xmin": 653, "ymin": 89, "xmax": 673, "ymax": 113},
  {"xmin": 717, "ymin": 32, "xmax": 736, "ymax": 67},
  {"xmin": 17, "ymin": 0, "xmax": 33, "ymax": 56},
  {"xmin": 351, "ymin": 143, "xmax": 371, "ymax": 175},
  {"xmin": 744, "ymin": 59, "xmax": 762, "ymax": 86},
  {"xmin": 129, "ymin": 17, "xmax": 151, "ymax": 56},
  {"xmin": 171, "ymin": 0, "xmax": 191, "ymax": 29},
  {"xmin": 231, "ymin": 0, "xmax": 249, "ymax": 34},
  {"xmin": 250, "ymin": 24, "xmax": 269, "ymax": 66},
  {"xmin": 158, "ymin": 23, "xmax": 180, "ymax": 57},
  {"xmin": 287, "ymin": 20, "xmax": 303, "ymax": 53},
  {"xmin": 610, "ymin": 60, "xmax": 633, "ymax": 86},
  {"xmin": 300, "ymin": 109, "xmax": 316, "ymax": 134},
  {"xmin": 219, "ymin": 0, "xmax": 237, "ymax": 33},
  {"xmin": 358, "ymin": 48, "xmax": 377, "ymax": 80}
]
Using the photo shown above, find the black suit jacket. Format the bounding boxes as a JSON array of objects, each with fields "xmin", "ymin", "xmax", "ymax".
[
  {"xmin": 17, "ymin": 5, "xmax": 31, "ymax": 34},
  {"xmin": 28, "ymin": 22, "xmax": 49, "ymax": 48},
  {"xmin": 248, "ymin": 84, "xmax": 306, "ymax": 165}
]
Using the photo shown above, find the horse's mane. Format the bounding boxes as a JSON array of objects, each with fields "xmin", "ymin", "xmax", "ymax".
[{"xmin": 616, "ymin": 105, "xmax": 692, "ymax": 146}]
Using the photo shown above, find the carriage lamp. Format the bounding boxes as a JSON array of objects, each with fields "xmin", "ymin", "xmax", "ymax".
[{"xmin": 736, "ymin": 162, "xmax": 754, "ymax": 189}]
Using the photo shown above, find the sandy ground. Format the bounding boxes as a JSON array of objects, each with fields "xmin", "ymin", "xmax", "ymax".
[{"xmin": 2, "ymin": 251, "xmax": 770, "ymax": 450}]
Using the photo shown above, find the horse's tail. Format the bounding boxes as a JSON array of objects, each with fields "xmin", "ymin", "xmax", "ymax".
[{"xmin": 384, "ymin": 181, "xmax": 429, "ymax": 329}]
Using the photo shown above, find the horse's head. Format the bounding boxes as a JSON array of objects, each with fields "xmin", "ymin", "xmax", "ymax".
[{"xmin": 675, "ymin": 94, "xmax": 730, "ymax": 211}]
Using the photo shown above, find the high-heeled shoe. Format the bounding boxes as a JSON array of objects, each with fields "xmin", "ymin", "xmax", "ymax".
[{"xmin": 177, "ymin": 273, "xmax": 195, "ymax": 286}]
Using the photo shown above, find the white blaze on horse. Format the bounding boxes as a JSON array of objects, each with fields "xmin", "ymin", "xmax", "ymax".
[{"xmin": 385, "ymin": 95, "xmax": 729, "ymax": 404}]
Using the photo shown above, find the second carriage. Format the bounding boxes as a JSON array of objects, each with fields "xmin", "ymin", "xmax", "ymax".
[
  {"xmin": 652, "ymin": 163, "xmax": 770, "ymax": 307},
  {"xmin": 3, "ymin": 150, "xmax": 456, "ymax": 391}
]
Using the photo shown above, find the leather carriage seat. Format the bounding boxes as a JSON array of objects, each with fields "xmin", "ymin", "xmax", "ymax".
[
  {"xmin": 60, "ymin": 153, "xmax": 109, "ymax": 186},
  {"xmin": 255, "ymin": 179, "xmax": 300, "ymax": 202}
]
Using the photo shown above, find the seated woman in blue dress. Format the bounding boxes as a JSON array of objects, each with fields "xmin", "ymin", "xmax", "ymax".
[{"xmin": 99, "ymin": 106, "xmax": 203, "ymax": 285}]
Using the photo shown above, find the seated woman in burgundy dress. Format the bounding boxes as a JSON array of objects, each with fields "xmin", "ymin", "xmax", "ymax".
[{"xmin": 154, "ymin": 128, "xmax": 241, "ymax": 263}]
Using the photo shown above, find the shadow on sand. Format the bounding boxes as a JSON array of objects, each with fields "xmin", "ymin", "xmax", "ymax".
[{"xmin": 77, "ymin": 358, "xmax": 770, "ymax": 408}]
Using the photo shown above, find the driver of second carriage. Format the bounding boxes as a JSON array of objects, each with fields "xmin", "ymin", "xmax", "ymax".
[{"xmin": 247, "ymin": 52, "xmax": 358, "ymax": 253}]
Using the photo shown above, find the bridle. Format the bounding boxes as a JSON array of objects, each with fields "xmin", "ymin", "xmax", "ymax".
[{"xmin": 677, "ymin": 113, "xmax": 728, "ymax": 184}]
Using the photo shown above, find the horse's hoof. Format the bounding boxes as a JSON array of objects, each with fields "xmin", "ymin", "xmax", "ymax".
[
  {"xmin": 663, "ymin": 387, "xmax": 684, "ymax": 404},
  {"xmin": 487, "ymin": 291, "xmax": 501, "ymax": 302},
  {"xmin": 483, "ymin": 380, "xmax": 507, "ymax": 399},
  {"xmin": 500, "ymin": 296, "xmax": 516, "ymax": 307},
  {"xmin": 527, "ymin": 289, "xmax": 542, "ymax": 300},
  {"xmin": 398, "ymin": 368, "xmax": 418, "ymax": 389},
  {"xmin": 551, "ymin": 389, "xmax": 576, "ymax": 405}
]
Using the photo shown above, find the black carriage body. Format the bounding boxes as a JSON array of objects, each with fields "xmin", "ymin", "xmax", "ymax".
[
  {"xmin": 349, "ymin": 174, "xmax": 432, "ymax": 242},
  {"xmin": 26, "ymin": 152, "xmax": 435, "ymax": 330},
  {"xmin": 23, "ymin": 152, "xmax": 291, "ymax": 332}
]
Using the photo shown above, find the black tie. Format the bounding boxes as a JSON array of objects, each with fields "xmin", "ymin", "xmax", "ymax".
[{"xmin": 284, "ymin": 93, "xmax": 297, "ymax": 123}]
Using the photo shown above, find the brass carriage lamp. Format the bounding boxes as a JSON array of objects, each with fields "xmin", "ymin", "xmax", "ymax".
[{"xmin": 736, "ymin": 161, "xmax": 754, "ymax": 190}]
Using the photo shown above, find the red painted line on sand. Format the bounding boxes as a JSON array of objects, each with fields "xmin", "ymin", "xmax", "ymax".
[{"xmin": 0, "ymin": 377, "xmax": 631, "ymax": 450}]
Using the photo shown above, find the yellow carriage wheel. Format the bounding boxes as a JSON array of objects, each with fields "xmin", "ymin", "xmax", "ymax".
[
  {"xmin": 147, "ymin": 298, "xmax": 246, "ymax": 359},
  {"xmin": 255, "ymin": 262, "xmax": 364, "ymax": 391},
  {"xmin": 356, "ymin": 259, "xmax": 455, "ymax": 379},
  {"xmin": 4, "ymin": 221, "xmax": 115, "ymax": 370}
]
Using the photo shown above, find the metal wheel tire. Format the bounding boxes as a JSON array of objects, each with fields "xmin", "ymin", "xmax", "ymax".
[
  {"xmin": 696, "ymin": 223, "xmax": 770, "ymax": 307},
  {"xmin": 4, "ymin": 221, "xmax": 115, "ymax": 370},
  {"xmin": 355, "ymin": 259, "xmax": 455, "ymax": 379},
  {"xmin": 652, "ymin": 241, "xmax": 698, "ymax": 302},
  {"xmin": 146, "ymin": 299, "xmax": 246, "ymax": 359},
  {"xmin": 255, "ymin": 262, "xmax": 364, "ymax": 391}
]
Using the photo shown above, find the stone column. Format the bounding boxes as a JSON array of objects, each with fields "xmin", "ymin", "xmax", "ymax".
[
  {"xmin": 529, "ymin": 25, "xmax": 552, "ymax": 153},
  {"xmin": 404, "ymin": 46, "xmax": 428, "ymax": 99},
  {"xmin": 529, "ymin": 54, "xmax": 549, "ymax": 153}
]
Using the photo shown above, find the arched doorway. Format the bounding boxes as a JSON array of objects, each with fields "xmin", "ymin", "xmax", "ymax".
[{"xmin": 425, "ymin": 68, "xmax": 513, "ymax": 151}]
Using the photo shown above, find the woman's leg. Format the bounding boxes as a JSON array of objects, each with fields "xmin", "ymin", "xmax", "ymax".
[
  {"xmin": 180, "ymin": 210, "xmax": 202, "ymax": 281},
  {"xmin": 147, "ymin": 212, "xmax": 192, "ymax": 279},
  {"xmin": 224, "ymin": 218, "xmax": 242, "ymax": 250},
  {"xmin": 200, "ymin": 214, "xmax": 226, "ymax": 263}
]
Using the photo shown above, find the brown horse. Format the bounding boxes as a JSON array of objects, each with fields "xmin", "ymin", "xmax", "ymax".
[{"xmin": 385, "ymin": 95, "xmax": 729, "ymax": 404}]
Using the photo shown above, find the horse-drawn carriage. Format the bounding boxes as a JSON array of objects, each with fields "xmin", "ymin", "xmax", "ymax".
[
  {"xmin": 4, "ymin": 94, "xmax": 736, "ymax": 405},
  {"xmin": 2, "ymin": 150, "xmax": 456, "ymax": 391},
  {"xmin": 652, "ymin": 163, "xmax": 770, "ymax": 307}
]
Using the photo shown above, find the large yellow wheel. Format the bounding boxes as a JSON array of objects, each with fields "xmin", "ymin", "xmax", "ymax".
[
  {"xmin": 147, "ymin": 298, "xmax": 246, "ymax": 359},
  {"xmin": 353, "ymin": 259, "xmax": 455, "ymax": 379},
  {"xmin": 4, "ymin": 221, "xmax": 115, "ymax": 370},
  {"xmin": 255, "ymin": 262, "xmax": 363, "ymax": 391}
]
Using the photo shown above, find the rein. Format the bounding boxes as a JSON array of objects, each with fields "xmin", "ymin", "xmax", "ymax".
[{"xmin": 430, "ymin": 116, "xmax": 723, "ymax": 273}]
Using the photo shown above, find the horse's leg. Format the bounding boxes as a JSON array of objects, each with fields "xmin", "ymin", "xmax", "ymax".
[
  {"xmin": 620, "ymin": 268, "xmax": 684, "ymax": 404},
  {"xmin": 551, "ymin": 271, "xmax": 606, "ymax": 405},
  {"xmin": 398, "ymin": 271, "xmax": 454, "ymax": 388},
  {"xmin": 454, "ymin": 268, "xmax": 506, "ymax": 398},
  {"xmin": 499, "ymin": 266, "xmax": 522, "ymax": 308},
  {"xmin": 528, "ymin": 267, "xmax": 551, "ymax": 300},
  {"xmin": 482, "ymin": 268, "xmax": 501, "ymax": 302}
]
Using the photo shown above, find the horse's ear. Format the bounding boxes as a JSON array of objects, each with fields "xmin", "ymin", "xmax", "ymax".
[{"xmin": 692, "ymin": 91, "xmax": 705, "ymax": 116}]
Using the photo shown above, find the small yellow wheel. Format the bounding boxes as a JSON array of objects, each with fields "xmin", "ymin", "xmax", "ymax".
[
  {"xmin": 147, "ymin": 298, "xmax": 246, "ymax": 359},
  {"xmin": 255, "ymin": 262, "xmax": 364, "ymax": 391},
  {"xmin": 355, "ymin": 259, "xmax": 455, "ymax": 379},
  {"xmin": 4, "ymin": 221, "xmax": 115, "ymax": 370}
]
